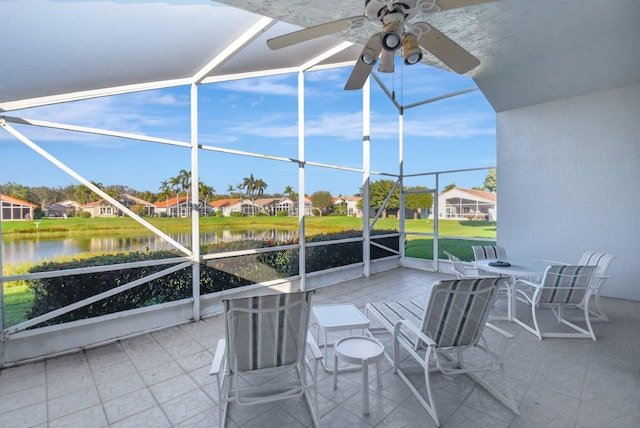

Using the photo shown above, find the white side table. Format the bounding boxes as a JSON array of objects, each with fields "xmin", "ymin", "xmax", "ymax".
[
  {"xmin": 312, "ymin": 303, "xmax": 370, "ymax": 373},
  {"xmin": 332, "ymin": 336, "xmax": 384, "ymax": 415}
]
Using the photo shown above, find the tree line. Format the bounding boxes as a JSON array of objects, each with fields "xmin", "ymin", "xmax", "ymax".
[{"xmin": 1, "ymin": 168, "xmax": 495, "ymax": 216}]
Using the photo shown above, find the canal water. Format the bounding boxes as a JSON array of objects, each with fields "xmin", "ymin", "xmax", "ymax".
[{"xmin": 2, "ymin": 229, "xmax": 298, "ymax": 265}]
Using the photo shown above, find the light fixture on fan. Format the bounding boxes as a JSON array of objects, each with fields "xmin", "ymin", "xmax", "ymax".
[
  {"xmin": 381, "ymin": 13, "xmax": 404, "ymax": 51},
  {"xmin": 402, "ymin": 33, "xmax": 423, "ymax": 65},
  {"xmin": 360, "ymin": 32, "xmax": 383, "ymax": 65}
]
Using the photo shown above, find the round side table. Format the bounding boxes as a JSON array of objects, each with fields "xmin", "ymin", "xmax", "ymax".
[{"xmin": 332, "ymin": 335, "xmax": 384, "ymax": 414}]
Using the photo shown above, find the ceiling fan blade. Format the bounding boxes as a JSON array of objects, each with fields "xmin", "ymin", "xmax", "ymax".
[
  {"xmin": 344, "ymin": 34, "xmax": 381, "ymax": 90},
  {"xmin": 434, "ymin": 0, "xmax": 495, "ymax": 12},
  {"xmin": 417, "ymin": 25, "xmax": 480, "ymax": 73},
  {"xmin": 267, "ymin": 17, "xmax": 361, "ymax": 50},
  {"xmin": 344, "ymin": 58, "xmax": 375, "ymax": 90},
  {"xmin": 377, "ymin": 49, "xmax": 395, "ymax": 73}
]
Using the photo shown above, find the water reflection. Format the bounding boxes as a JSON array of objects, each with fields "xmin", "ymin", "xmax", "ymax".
[{"xmin": 2, "ymin": 229, "xmax": 298, "ymax": 265}]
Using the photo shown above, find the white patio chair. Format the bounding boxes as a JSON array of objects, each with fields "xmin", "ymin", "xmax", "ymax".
[
  {"xmin": 578, "ymin": 251, "xmax": 616, "ymax": 322},
  {"xmin": 512, "ymin": 265, "xmax": 598, "ymax": 340},
  {"xmin": 210, "ymin": 291, "xmax": 322, "ymax": 427},
  {"xmin": 464, "ymin": 247, "xmax": 513, "ymax": 319},
  {"xmin": 472, "ymin": 244, "xmax": 507, "ymax": 261},
  {"xmin": 444, "ymin": 250, "xmax": 490, "ymax": 279},
  {"xmin": 472, "ymin": 244, "xmax": 510, "ymax": 278},
  {"xmin": 366, "ymin": 277, "xmax": 519, "ymax": 427}
]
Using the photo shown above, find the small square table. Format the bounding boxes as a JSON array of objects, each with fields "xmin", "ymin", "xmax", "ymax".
[{"xmin": 311, "ymin": 303, "xmax": 370, "ymax": 373}]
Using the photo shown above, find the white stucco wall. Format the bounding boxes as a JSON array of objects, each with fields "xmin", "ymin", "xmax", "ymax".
[{"xmin": 496, "ymin": 83, "xmax": 640, "ymax": 300}]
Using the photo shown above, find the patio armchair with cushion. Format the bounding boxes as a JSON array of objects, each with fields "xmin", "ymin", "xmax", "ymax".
[
  {"xmin": 512, "ymin": 265, "xmax": 598, "ymax": 340},
  {"xmin": 210, "ymin": 290, "xmax": 322, "ymax": 427},
  {"xmin": 365, "ymin": 277, "xmax": 519, "ymax": 427}
]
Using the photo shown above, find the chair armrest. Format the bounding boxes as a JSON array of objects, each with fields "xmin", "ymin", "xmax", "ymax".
[
  {"xmin": 393, "ymin": 319, "xmax": 436, "ymax": 348},
  {"xmin": 306, "ymin": 331, "xmax": 323, "ymax": 361},
  {"xmin": 210, "ymin": 339, "xmax": 226, "ymax": 376}
]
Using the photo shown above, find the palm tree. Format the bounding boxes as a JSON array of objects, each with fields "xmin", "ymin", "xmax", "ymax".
[
  {"xmin": 284, "ymin": 185, "xmax": 298, "ymax": 215},
  {"xmin": 284, "ymin": 185, "xmax": 298, "ymax": 201},
  {"xmin": 159, "ymin": 180, "xmax": 171, "ymax": 200},
  {"xmin": 242, "ymin": 173, "xmax": 257, "ymax": 215},
  {"xmin": 169, "ymin": 175, "xmax": 182, "ymax": 217},
  {"xmin": 199, "ymin": 182, "xmax": 215, "ymax": 215},
  {"xmin": 254, "ymin": 179, "xmax": 267, "ymax": 199},
  {"xmin": 253, "ymin": 178, "xmax": 268, "ymax": 215},
  {"xmin": 178, "ymin": 169, "xmax": 192, "ymax": 203}
]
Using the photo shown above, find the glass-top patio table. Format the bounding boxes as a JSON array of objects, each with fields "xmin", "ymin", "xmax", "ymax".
[{"xmin": 474, "ymin": 258, "xmax": 561, "ymax": 279}]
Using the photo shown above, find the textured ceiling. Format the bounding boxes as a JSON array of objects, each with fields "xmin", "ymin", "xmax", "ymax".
[
  {"xmin": 217, "ymin": 0, "xmax": 640, "ymax": 111},
  {"xmin": 1, "ymin": 0, "xmax": 639, "ymax": 113}
]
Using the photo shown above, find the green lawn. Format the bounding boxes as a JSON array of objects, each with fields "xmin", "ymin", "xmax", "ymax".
[
  {"xmin": 2, "ymin": 216, "xmax": 496, "ymax": 239},
  {"xmin": 3, "ymin": 283, "xmax": 32, "ymax": 327},
  {"xmin": 405, "ymin": 238, "xmax": 497, "ymax": 261}
]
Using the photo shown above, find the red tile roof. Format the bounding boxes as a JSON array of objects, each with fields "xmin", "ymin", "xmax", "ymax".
[
  {"xmin": 0, "ymin": 194, "xmax": 37, "ymax": 207},
  {"xmin": 154, "ymin": 196, "xmax": 190, "ymax": 208},
  {"xmin": 443, "ymin": 187, "xmax": 496, "ymax": 202},
  {"xmin": 209, "ymin": 198, "xmax": 243, "ymax": 208}
]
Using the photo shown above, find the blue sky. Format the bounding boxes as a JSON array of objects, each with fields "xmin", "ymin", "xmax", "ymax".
[{"xmin": 1, "ymin": 59, "xmax": 496, "ymax": 198}]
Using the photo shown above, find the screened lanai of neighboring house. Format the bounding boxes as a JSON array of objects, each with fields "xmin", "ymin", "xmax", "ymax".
[
  {"xmin": 439, "ymin": 187, "xmax": 497, "ymax": 221},
  {"xmin": 0, "ymin": 195, "xmax": 36, "ymax": 221},
  {"xmin": 1, "ymin": 0, "xmax": 640, "ymax": 366}
]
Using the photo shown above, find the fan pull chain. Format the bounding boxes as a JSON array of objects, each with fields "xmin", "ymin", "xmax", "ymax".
[{"xmin": 392, "ymin": 69, "xmax": 396, "ymax": 101}]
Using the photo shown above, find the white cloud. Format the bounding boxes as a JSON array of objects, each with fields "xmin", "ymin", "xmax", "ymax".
[
  {"xmin": 139, "ymin": 93, "xmax": 189, "ymax": 106},
  {"xmin": 218, "ymin": 76, "xmax": 297, "ymax": 96},
  {"xmin": 400, "ymin": 111, "xmax": 495, "ymax": 139},
  {"xmin": 212, "ymin": 106, "xmax": 493, "ymax": 143},
  {"xmin": 1, "ymin": 95, "xmax": 190, "ymax": 146}
]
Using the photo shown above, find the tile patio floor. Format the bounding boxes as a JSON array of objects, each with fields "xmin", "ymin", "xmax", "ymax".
[{"xmin": 1, "ymin": 268, "xmax": 639, "ymax": 427}]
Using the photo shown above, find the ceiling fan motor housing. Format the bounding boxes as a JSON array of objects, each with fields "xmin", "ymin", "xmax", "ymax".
[{"xmin": 364, "ymin": 0, "xmax": 419, "ymax": 22}]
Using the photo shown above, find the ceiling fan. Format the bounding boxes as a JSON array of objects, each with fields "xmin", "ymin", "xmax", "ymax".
[{"xmin": 267, "ymin": 0, "xmax": 493, "ymax": 90}]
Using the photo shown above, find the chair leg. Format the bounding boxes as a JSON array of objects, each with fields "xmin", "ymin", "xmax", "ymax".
[
  {"xmin": 591, "ymin": 291, "xmax": 610, "ymax": 322},
  {"xmin": 217, "ymin": 373, "xmax": 229, "ymax": 428},
  {"xmin": 530, "ymin": 299, "xmax": 543, "ymax": 340},
  {"xmin": 464, "ymin": 364, "xmax": 520, "ymax": 415},
  {"xmin": 393, "ymin": 341, "xmax": 440, "ymax": 426},
  {"xmin": 303, "ymin": 389, "xmax": 320, "ymax": 428},
  {"xmin": 553, "ymin": 305, "xmax": 597, "ymax": 341},
  {"xmin": 512, "ymin": 287, "xmax": 544, "ymax": 340}
]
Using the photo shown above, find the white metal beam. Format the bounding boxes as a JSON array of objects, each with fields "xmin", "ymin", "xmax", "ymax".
[
  {"xmin": 0, "ymin": 78, "xmax": 192, "ymax": 113},
  {"xmin": 190, "ymin": 83, "xmax": 201, "ymax": 320},
  {"xmin": 1, "ymin": 116, "xmax": 191, "ymax": 148},
  {"xmin": 191, "ymin": 17, "xmax": 275, "ymax": 84},
  {"xmin": 362, "ymin": 79, "xmax": 371, "ymax": 277},
  {"xmin": 297, "ymin": 70, "xmax": 306, "ymax": 290},
  {"xmin": 299, "ymin": 41, "xmax": 353, "ymax": 71}
]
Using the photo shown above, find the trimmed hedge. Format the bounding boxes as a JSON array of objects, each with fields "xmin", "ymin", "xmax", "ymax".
[{"xmin": 26, "ymin": 230, "xmax": 398, "ymax": 326}]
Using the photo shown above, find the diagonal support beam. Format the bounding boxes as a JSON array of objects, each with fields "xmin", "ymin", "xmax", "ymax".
[
  {"xmin": 0, "ymin": 120, "xmax": 193, "ymax": 257},
  {"xmin": 191, "ymin": 17, "xmax": 275, "ymax": 84}
]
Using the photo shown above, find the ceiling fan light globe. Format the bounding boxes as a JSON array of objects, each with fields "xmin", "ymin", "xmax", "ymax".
[
  {"xmin": 404, "ymin": 52, "xmax": 423, "ymax": 65},
  {"xmin": 381, "ymin": 19, "xmax": 403, "ymax": 51},
  {"xmin": 382, "ymin": 33, "xmax": 401, "ymax": 50},
  {"xmin": 361, "ymin": 52, "xmax": 378, "ymax": 65}
]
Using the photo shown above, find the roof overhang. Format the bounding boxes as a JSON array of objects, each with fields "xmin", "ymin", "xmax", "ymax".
[{"xmin": 1, "ymin": 0, "xmax": 639, "ymax": 113}]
